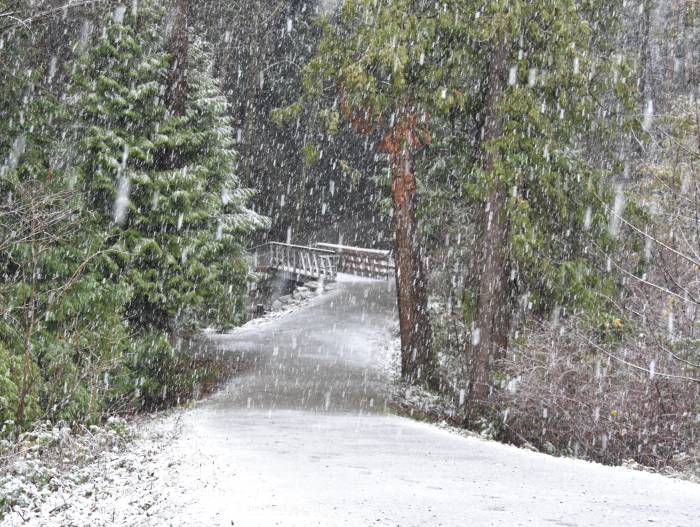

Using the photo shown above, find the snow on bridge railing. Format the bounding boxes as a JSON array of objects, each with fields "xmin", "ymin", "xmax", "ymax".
[
  {"xmin": 252, "ymin": 242, "xmax": 339, "ymax": 281},
  {"xmin": 315, "ymin": 243, "xmax": 395, "ymax": 280}
]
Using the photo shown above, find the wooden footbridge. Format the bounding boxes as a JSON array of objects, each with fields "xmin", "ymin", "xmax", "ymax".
[{"xmin": 253, "ymin": 242, "xmax": 394, "ymax": 282}]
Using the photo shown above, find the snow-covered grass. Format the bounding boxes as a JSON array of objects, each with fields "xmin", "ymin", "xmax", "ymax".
[
  {"xmin": 387, "ymin": 335, "xmax": 700, "ymax": 484},
  {"xmin": 387, "ymin": 336, "xmax": 464, "ymax": 426},
  {"xmin": 1, "ymin": 418, "xmax": 129, "ymax": 521},
  {"xmin": 380, "ymin": 331, "xmax": 458, "ymax": 422},
  {"xmin": 0, "ymin": 413, "xmax": 187, "ymax": 526}
]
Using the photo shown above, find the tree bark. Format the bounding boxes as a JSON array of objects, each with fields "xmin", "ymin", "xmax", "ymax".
[
  {"xmin": 391, "ymin": 142, "xmax": 433, "ymax": 384},
  {"xmin": 160, "ymin": 0, "xmax": 189, "ymax": 170},
  {"xmin": 467, "ymin": 37, "xmax": 511, "ymax": 419},
  {"xmin": 165, "ymin": 0, "xmax": 189, "ymax": 119},
  {"xmin": 638, "ymin": 0, "xmax": 653, "ymax": 104},
  {"xmin": 15, "ymin": 189, "xmax": 39, "ymax": 436}
]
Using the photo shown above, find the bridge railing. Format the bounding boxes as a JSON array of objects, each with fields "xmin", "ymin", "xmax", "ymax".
[
  {"xmin": 316, "ymin": 243, "xmax": 395, "ymax": 280},
  {"xmin": 253, "ymin": 242, "xmax": 339, "ymax": 281}
]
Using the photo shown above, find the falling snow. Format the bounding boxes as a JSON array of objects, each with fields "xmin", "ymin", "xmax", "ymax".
[{"xmin": 1, "ymin": 1, "xmax": 699, "ymax": 525}]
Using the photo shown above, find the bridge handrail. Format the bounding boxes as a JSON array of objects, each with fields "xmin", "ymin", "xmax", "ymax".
[
  {"xmin": 251, "ymin": 241, "xmax": 396, "ymax": 281},
  {"xmin": 316, "ymin": 242, "xmax": 395, "ymax": 279},
  {"xmin": 252, "ymin": 242, "xmax": 339, "ymax": 281},
  {"xmin": 252, "ymin": 241, "xmax": 337, "ymax": 255},
  {"xmin": 315, "ymin": 243, "xmax": 391, "ymax": 257}
]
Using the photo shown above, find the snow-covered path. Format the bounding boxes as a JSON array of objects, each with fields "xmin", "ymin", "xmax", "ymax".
[
  {"xmin": 145, "ymin": 410, "xmax": 700, "ymax": 526},
  {"xmin": 9, "ymin": 276, "xmax": 698, "ymax": 526},
  {"xmin": 134, "ymin": 276, "xmax": 699, "ymax": 526}
]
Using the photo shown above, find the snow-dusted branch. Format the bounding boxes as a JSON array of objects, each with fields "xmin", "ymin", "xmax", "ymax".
[
  {"xmin": 1, "ymin": 0, "xmax": 107, "ymax": 32},
  {"xmin": 594, "ymin": 191, "xmax": 700, "ymax": 269},
  {"xmin": 580, "ymin": 333, "xmax": 700, "ymax": 383}
]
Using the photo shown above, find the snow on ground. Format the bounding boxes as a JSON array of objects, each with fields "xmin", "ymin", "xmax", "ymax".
[
  {"xmin": 2, "ymin": 276, "xmax": 699, "ymax": 526},
  {"xmin": 334, "ymin": 272, "xmax": 384, "ymax": 283},
  {"xmin": 1, "ymin": 415, "xmax": 181, "ymax": 526},
  {"xmin": 5, "ymin": 407, "xmax": 699, "ymax": 527}
]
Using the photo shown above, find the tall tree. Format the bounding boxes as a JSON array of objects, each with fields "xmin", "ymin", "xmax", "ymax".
[
  {"xmin": 71, "ymin": 1, "xmax": 266, "ymax": 336},
  {"xmin": 1, "ymin": 0, "xmax": 268, "ymax": 434},
  {"xmin": 455, "ymin": 0, "xmax": 630, "ymax": 417},
  {"xmin": 467, "ymin": 34, "xmax": 511, "ymax": 415},
  {"xmin": 299, "ymin": 0, "xmax": 443, "ymax": 383},
  {"xmin": 0, "ymin": 68, "xmax": 131, "ymax": 433}
]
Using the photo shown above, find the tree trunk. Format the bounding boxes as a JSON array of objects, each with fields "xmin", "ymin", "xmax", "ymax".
[
  {"xmin": 160, "ymin": 0, "xmax": 189, "ymax": 169},
  {"xmin": 15, "ymin": 193, "xmax": 38, "ymax": 437},
  {"xmin": 165, "ymin": 0, "xmax": 189, "ymax": 118},
  {"xmin": 638, "ymin": 0, "xmax": 653, "ymax": 104},
  {"xmin": 467, "ymin": 37, "xmax": 511, "ymax": 419},
  {"xmin": 391, "ymin": 143, "xmax": 433, "ymax": 384}
]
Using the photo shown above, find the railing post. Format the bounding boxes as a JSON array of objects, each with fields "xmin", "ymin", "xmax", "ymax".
[{"xmin": 251, "ymin": 242, "xmax": 341, "ymax": 282}]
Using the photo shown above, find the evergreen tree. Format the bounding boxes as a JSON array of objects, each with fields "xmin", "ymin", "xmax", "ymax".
[
  {"xmin": 71, "ymin": 1, "xmax": 266, "ymax": 340},
  {"xmin": 449, "ymin": 0, "xmax": 630, "ymax": 416},
  {"xmin": 300, "ymin": 0, "xmax": 632, "ymax": 408},
  {"xmin": 0, "ymin": 73, "xmax": 131, "ymax": 433},
  {"xmin": 0, "ymin": 1, "xmax": 268, "ymax": 432},
  {"xmin": 299, "ymin": 0, "xmax": 445, "ymax": 384},
  {"xmin": 0, "ymin": 13, "xmax": 36, "ymax": 171},
  {"xmin": 181, "ymin": 39, "xmax": 270, "ymax": 329}
]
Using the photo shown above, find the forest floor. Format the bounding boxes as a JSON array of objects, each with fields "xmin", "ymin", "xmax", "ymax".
[{"xmin": 2, "ymin": 275, "xmax": 699, "ymax": 526}]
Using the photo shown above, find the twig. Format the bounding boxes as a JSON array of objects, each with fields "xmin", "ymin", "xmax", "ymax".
[
  {"xmin": 580, "ymin": 333, "xmax": 700, "ymax": 383},
  {"xmin": 594, "ymin": 191, "xmax": 700, "ymax": 269}
]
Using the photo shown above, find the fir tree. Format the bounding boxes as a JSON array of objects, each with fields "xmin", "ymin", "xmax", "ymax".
[
  {"xmin": 298, "ymin": 0, "xmax": 442, "ymax": 384},
  {"xmin": 450, "ymin": 0, "xmax": 631, "ymax": 414},
  {"xmin": 71, "ymin": 2, "xmax": 266, "ymax": 339},
  {"xmin": 178, "ymin": 39, "xmax": 269, "ymax": 330},
  {"xmin": 300, "ymin": 0, "xmax": 632, "ymax": 411},
  {"xmin": 0, "ymin": 73, "xmax": 131, "ymax": 433}
]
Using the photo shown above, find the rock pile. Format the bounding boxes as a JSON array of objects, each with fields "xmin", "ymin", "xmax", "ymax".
[{"xmin": 269, "ymin": 280, "xmax": 330, "ymax": 312}]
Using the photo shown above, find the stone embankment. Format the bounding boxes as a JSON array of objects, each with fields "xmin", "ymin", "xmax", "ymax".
[{"xmin": 269, "ymin": 280, "xmax": 331, "ymax": 313}]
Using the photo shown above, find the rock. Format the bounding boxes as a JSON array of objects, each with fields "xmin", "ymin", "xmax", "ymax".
[
  {"xmin": 271, "ymin": 300, "xmax": 283, "ymax": 311},
  {"xmin": 278, "ymin": 294, "xmax": 292, "ymax": 303},
  {"xmin": 304, "ymin": 281, "xmax": 320, "ymax": 290},
  {"xmin": 521, "ymin": 442, "xmax": 539, "ymax": 452},
  {"xmin": 295, "ymin": 290, "xmax": 313, "ymax": 300},
  {"xmin": 543, "ymin": 441, "xmax": 557, "ymax": 455}
]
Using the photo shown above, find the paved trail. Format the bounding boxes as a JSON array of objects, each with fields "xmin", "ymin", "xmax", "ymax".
[
  {"xmin": 13, "ymin": 275, "xmax": 693, "ymax": 526},
  {"xmin": 137, "ymin": 275, "xmax": 698, "ymax": 526}
]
